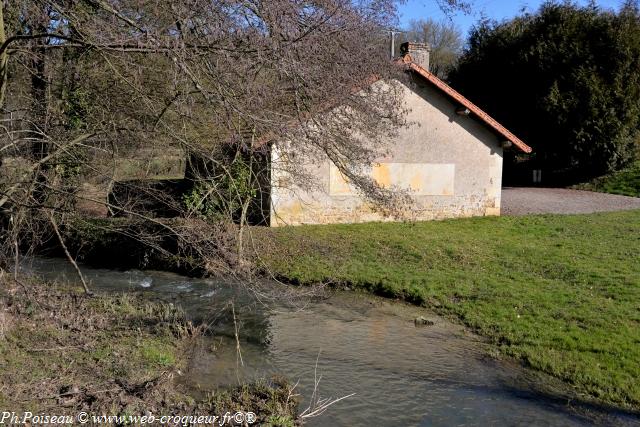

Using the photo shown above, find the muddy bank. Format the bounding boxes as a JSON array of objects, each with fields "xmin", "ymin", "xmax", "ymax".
[
  {"xmin": 18, "ymin": 258, "xmax": 640, "ymax": 426},
  {"xmin": 0, "ymin": 275, "xmax": 298, "ymax": 425}
]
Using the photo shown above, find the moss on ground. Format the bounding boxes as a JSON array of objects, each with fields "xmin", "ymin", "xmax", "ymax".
[
  {"xmin": 255, "ymin": 210, "xmax": 640, "ymax": 410},
  {"xmin": 0, "ymin": 277, "xmax": 298, "ymax": 424}
]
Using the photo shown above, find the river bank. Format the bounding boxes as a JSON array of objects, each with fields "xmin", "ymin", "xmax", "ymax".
[
  {"xmin": 255, "ymin": 210, "xmax": 640, "ymax": 412},
  {"xmin": 27, "ymin": 210, "xmax": 640, "ymax": 414},
  {"xmin": 14, "ymin": 259, "xmax": 640, "ymax": 426},
  {"xmin": 0, "ymin": 275, "xmax": 298, "ymax": 425}
]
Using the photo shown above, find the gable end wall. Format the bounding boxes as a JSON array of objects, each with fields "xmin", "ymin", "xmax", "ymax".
[{"xmin": 270, "ymin": 81, "xmax": 504, "ymax": 226}]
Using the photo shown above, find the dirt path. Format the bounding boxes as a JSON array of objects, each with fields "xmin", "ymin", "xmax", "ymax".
[{"xmin": 502, "ymin": 187, "xmax": 640, "ymax": 216}]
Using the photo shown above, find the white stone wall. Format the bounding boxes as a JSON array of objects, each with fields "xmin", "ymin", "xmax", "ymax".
[{"xmin": 270, "ymin": 80, "xmax": 504, "ymax": 226}]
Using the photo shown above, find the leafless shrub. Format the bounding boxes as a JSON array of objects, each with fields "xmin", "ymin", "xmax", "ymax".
[
  {"xmin": 0, "ymin": 0, "xmax": 473, "ymax": 285},
  {"xmin": 0, "ymin": 311, "xmax": 8, "ymax": 340}
]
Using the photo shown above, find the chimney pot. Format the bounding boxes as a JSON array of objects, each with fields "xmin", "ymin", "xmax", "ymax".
[{"xmin": 400, "ymin": 42, "xmax": 431, "ymax": 71}]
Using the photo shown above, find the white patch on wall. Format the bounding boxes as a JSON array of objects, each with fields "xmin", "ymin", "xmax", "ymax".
[{"xmin": 329, "ymin": 163, "xmax": 455, "ymax": 196}]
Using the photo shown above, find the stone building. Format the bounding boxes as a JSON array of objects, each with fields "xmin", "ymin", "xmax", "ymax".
[{"xmin": 268, "ymin": 42, "xmax": 531, "ymax": 226}]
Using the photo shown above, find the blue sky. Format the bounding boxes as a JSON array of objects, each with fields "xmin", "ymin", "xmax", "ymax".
[{"xmin": 399, "ymin": 0, "xmax": 626, "ymax": 37}]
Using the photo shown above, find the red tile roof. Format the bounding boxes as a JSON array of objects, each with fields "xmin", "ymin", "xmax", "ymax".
[{"xmin": 404, "ymin": 60, "xmax": 532, "ymax": 153}]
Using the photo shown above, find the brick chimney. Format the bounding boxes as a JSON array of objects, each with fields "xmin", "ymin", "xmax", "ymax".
[{"xmin": 400, "ymin": 42, "xmax": 431, "ymax": 71}]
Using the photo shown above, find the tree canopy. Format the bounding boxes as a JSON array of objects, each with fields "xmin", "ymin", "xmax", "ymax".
[
  {"xmin": 0, "ymin": 0, "xmax": 406, "ymax": 269},
  {"xmin": 0, "ymin": 0, "xmax": 472, "ymax": 275},
  {"xmin": 400, "ymin": 18, "xmax": 463, "ymax": 78},
  {"xmin": 449, "ymin": 1, "xmax": 640, "ymax": 181}
]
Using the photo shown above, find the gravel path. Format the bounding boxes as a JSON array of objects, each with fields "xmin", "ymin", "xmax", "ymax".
[{"xmin": 502, "ymin": 187, "xmax": 640, "ymax": 216}]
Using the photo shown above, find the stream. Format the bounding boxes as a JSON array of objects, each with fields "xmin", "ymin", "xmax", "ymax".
[{"xmin": 22, "ymin": 258, "xmax": 640, "ymax": 426}]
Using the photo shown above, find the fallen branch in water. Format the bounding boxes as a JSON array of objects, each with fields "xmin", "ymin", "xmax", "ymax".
[{"xmin": 48, "ymin": 211, "xmax": 92, "ymax": 295}]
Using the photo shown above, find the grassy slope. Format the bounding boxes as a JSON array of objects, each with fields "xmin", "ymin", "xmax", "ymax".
[
  {"xmin": 0, "ymin": 279, "xmax": 298, "ymax": 425},
  {"xmin": 573, "ymin": 160, "xmax": 640, "ymax": 197},
  {"xmin": 256, "ymin": 211, "xmax": 640, "ymax": 409}
]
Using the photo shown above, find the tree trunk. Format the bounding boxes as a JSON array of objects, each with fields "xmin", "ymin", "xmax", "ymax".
[
  {"xmin": 236, "ymin": 197, "xmax": 251, "ymax": 268},
  {"xmin": 28, "ymin": 12, "xmax": 49, "ymax": 159},
  {"xmin": 31, "ymin": 53, "xmax": 48, "ymax": 158},
  {"xmin": 0, "ymin": 3, "xmax": 8, "ymax": 108}
]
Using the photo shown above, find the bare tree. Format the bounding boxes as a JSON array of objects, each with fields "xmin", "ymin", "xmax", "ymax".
[
  {"xmin": 0, "ymin": 0, "xmax": 473, "ymax": 286},
  {"xmin": 401, "ymin": 18, "xmax": 464, "ymax": 78}
]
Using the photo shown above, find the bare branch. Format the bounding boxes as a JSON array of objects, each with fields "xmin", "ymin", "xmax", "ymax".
[{"xmin": 48, "ymin": 211, "xmax": 91, "ymax": 295}]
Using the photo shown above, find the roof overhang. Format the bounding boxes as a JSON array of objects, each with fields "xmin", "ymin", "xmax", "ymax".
[{"xmin": 403, "ymin": 59, "xmax": 532, "ymax": 154}]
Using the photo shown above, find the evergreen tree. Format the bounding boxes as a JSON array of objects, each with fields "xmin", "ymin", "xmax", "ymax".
[{"xmin": 449, "ymin": 1, "xmax": 640, "ymax": 181}]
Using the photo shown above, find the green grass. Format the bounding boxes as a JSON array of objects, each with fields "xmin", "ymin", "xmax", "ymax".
[
  {"xmin": 140, "ymin": 339, "xmax": 176, "ymax": 367},
  {"xmin": 0, "ymin": 279, "xmax": 299, "ymax": 422},
  {"xmin": 256, "ymin": 211, "xmax": 640, "ymax": 409},
  {"xmin": 573, "ymin": 160, "xmax": 640, "ymax": 197}
]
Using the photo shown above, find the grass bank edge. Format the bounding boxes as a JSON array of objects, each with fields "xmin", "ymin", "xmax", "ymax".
[
  {"xmin": 254, "ymin": 210, "xmax": 640, "ymax": 411},
  {"xmin": 0, "ymin": 277, "xmax": 299, "ymax": 426}
]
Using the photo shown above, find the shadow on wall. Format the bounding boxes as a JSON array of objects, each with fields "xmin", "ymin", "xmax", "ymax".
[{"xmin": 406, "ymin": 77, "xmax": 500, "ymax": 156}]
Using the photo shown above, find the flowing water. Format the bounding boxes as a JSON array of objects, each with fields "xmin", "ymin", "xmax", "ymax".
[{"xmin": 22, "ymin": 258, "xmax": 640, "ymax": 427}]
